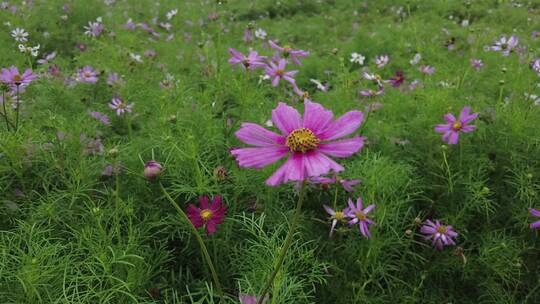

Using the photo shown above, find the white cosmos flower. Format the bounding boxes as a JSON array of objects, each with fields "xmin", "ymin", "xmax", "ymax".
[
  {"xmin": 11, "ymin": 27, "xmax": 29, "ymax": 42},
  {"xmin": 350, "ymin": 52, "xmax": 365, "ymax": 65}
]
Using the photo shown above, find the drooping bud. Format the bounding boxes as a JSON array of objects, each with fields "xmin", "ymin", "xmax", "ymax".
[{"xmin": 144, "ymin": 160, "xmax": 162, "ymax": 180}]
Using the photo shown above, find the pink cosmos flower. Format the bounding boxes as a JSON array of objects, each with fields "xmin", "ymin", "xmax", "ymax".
[
  {"xmin": 418, "ymin": 65, "xmax": 435, "ymax": 74},
  {"xmin": 420, "ymin": 220, "xmax": 458, "ymax": 251},
  {"xmin": 89, "ymin": 111, "xmax": 110, "ymax": 125},
  {"xmin": 265, "ymin": 59, "xmax": 298, "ymax": 87},
  {"xmin": 323, "ymin": 205, "xmax": 350, "ymax": 237},
  {"xmin": 434, "ymin": 106, "xmax": 478, "ymax": 145},
  {"xmin": 470, "ymin": 59, "xmax": 484, "ymax": 71},
  {"xmin": 230, "ymin": 101, "xmax": 365, "ymax": 186},
  {"xmin": 529, "ymin": 208, "xmax": 540, "ymax": 229},
  {"xmin": 491, "ymin": 35, "xmax": 519, "ymax": 56},
  {"xmin": 187, "ymin": 195, "xmax": 226, "ymax": 235},
  {"xmin": 388, "ymin": 70, "xmax": 405, "ymax": 88},
  {"xmin": 375, "ymin": 54, "xmax": 389, "ymax": 68},
  {"xmin": 0, "ymin": 66, "xmax": 37, "ymax": 87},
  {"xmin": 311, "ymin": 172, "xmax": 361, "ymax": 192},
  {"xmin": 243, "ymin": 27, "xmax": 254, "ymax": 43},
  {"xmin": 76, "ymin": 66, "xmax": 99, "ymax": 84},
  {"xmin": 346, "ymin": 197, "xmax": 376, "ymax": 238},
  {"xmin": 108, "ymin": 96, "xmax": 134, "ymax": 116},
  {"xmin": 268, "ymin": 40, "xmax": 309, "ymax": 65},
  {"xmin": 228, "ymin": 48, "xmax": 267, "ymax": 70}
]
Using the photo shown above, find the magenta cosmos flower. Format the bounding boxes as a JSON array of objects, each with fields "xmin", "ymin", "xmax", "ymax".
[
  {"xmin": 187, "ymin": 195, "xmax": 226, "ymax": 235},
  {"xmin": 268, "ymin": 40, "xmax": 309, "ymax": 65},
  {"xmin": 76, "ymin": 66, "xmax": 99, "ymax": 84},
  {"xmin": 228, "ymin": 48, "xmax": 267, "ymax": 70},
  {"xmin": 265, "ymin": 59, "xmax": 298, "ymax": 87},
  {"xmin": 0, "ymin": 66, "xmax": 37, "ymax": 87},
  {"xmin": 420, "ymin": 220, "xmax": 458, "ymax": 251},
  {"xmin": 230, "ymin": 101, "xmax": 366, "ymax": 186},
  {"xmin": 346, "ymin": 197, "xmax": 376, "ymax": 238},
  {"xmin": 239, "ymin": 294, "xmax": 269, "ymax": 304},
  {"xmin": 435, "ymin": 106, "xmax": 478, "ymax": 145},
  {"xmin": 109, "ymin": 96, "xmax": 134, "ymax": 116},
  {"xmin": 529, "ymin": 208, "xmax": 540, "ymax": 229},
  {"xmin": 323, "ymin": 205, "xmax": 350, "ymax": 237}
]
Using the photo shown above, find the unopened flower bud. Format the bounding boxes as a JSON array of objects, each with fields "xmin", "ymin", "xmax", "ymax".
[
  {"xmin": 144, "ymin": 160, "xmax": 162, "ymax": 180},
  {"xmin": 108, "ymin": 148, "xmax": 119, "ymax": 157}
]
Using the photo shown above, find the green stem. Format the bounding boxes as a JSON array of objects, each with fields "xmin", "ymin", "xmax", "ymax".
[
  {"xmin": 257, "ymin": 181, "xmax": 307, "ymax": 304},
  {"xmin": 15, "ymin": 86, "xmax": 20, "ymax": 131},
  {"xmin": 159, "ymin": 183, "xmax": 225, "ymax": 304},
  {"xmin": 2, "ymin": 90, "xmax": 10, "ymax": 131},
  {"xmin": 442, "ymin": 148, "xmax": 453, "ymax": 194}
]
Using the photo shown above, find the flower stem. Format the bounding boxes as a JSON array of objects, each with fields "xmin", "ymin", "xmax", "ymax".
[
  {"xmin": 257, "ymin": 181, "xmax": 307, "ymax": 304},
  {"xmin": 15, "ymin": 86, "xmax": 20, "ymax": 131},
  {"xmin": 2, "ymin": 90, "xmax": 10, "ymax": 131},
  {"xmin": 159, "ymin": 183, "xmax": 225, "ymax": 304}
]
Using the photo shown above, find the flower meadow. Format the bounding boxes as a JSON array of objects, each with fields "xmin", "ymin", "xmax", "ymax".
[{"xmin": 1, "ymin": 0, "xmax": 540, "ymax": 303}]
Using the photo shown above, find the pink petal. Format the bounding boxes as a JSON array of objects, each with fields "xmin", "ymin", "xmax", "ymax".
[
  {"xmin": 271, "ymin": 102, "xmax": 302, "ymax": 135},
  {"xmin": 205, "ymin": 220, "xmax": 217, "ymax": 235},
  {"xmin": 303, "ymin": 150, "xmax": 343, "ymax": 178},
  {"xmin": 317, "ymin": 136, "xmax": 365, "ymax": 158},
  {"xmin": 363, "ymin": 204, "xmax": 375, "ymax": 214},
  {"xmin": 356, "ymin": 197, "xmax": 363, "ymax": 210},
  {"xmin": 461, "ymin": 125, "xmax": 476, "ymax": 133},
  {"xmin": 443, "ymin": 113, "xmax": 456, "ymax": 124},
  {"xmin": 318, "ymin": 111, "xmax": 364, "ymax": 141},
  {"xmin": 530, "ymin": 208, "xmax": 540, "ymax": 217},
  {"xmin": 266, "ymin": 154, "xmax": 304, "ymax": 186},
  {"xmin": 531, "ymin": 220, "xmax": 540, "ymax": 229},
  {"xmin": 347, "ymin": 198, "xmax": 355, "ymax": 210},
  {"xmin": 230, "ymin": 146, "xmax": 289, "ymax": 169},
  {"xmin": 302, "ymin": 100, "xmax": 333, "ymax": 135},
  {"xmin": 199, "ymin": 196, "xmax": 209, "ymax": 209},
  {"xmin": 448, "ymin": 131, "xmax": 459, "ymax": 144},
  {"xmin": 323, "ymin": 204, "xmax": 335, "ymax": 216},
  {"xmin": 235, "ymin": 123, "xmax": 285, "ymax": 146},
  {"xmin": 434, "ymin": 124, "xmax": 451, "ymax": 133},
  {"xmin": 420, "ymin": 225, "xmax": 436, "ymax": 234},
  {"xmin": 271, "ymin": 76, "xmax": 280, "ymax": 87}
]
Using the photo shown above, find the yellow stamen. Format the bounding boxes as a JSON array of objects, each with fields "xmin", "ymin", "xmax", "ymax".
[
  {"xmin": 276, "ymin": 69, "xmax": 285, "ymax": 76},
  {"xmin": 355, "ymin": 210, "xmax": 367, "ymax": 221},
  {"xmin": 200, "ymin": 209, "xmax": 213, "ymax": 221},
  {"xmin": 452, "ymin": 121, "xmax": 462, "ymax": 131},
  {"xmin": 13, "ymin": 74, "xmax": 22, "ymax": 82},
  {"xmin": 286, "ymin": 128, "xmax": 319, "ymax": 153},
  {"xmin": 334, "ymin": 211, "xmax": 345, "ymax": 221},
  {"xmin": 437, "ymin": 225, "xmax": 447, "ymax": 233}
]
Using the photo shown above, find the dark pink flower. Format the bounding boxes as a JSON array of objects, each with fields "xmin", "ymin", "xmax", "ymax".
[
  {"xmin": 143, "ymin": 160, "xmax": 162, "ymax": 179},
  {"xmin": 388, "ymin": 70, "xmax": 405, "ymax": 88},
  {"xmin": 187, "ymin": 196, "xmax": 226, "ymax": 235},
  {"xmin": 434, "ymin": 106, "xmax": 478, "ymax": 145},
  {"xmin": 239, "ymin": 294, "xmax": 268, "ymax": 304},
  {"xmin": 420, "ymin": 220, "xmax": 458, "ymax": 251},
  {"xmin": 231, "ymin": 101, "xmax": 365, "ymax": 186}
]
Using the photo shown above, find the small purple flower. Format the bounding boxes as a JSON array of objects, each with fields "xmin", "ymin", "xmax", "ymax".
[
  {"xmin": 84, "ymin": 18, "xmax": 104, "ymax": 37},
  {"xmin": 531, "ymin": 59, "xmax": 540, "ymax": 76},
  {"xmin": 420, "ymin": 220, "xmax": 458, "ymax": 251},
  {"xmin": 388, "ymin": 70, "xmax": 405, "ymax": 88},
  {"xmin": 89, "ymin": 111, "xmax": 110, "ymax": 125},
  {"xmin": 265, "ymin": 59, "xmax": 298, "ymax": 87},
  {"xmin": 529, "ymin": 208, "xmax": 540, "ymax": 229},
  {"xmin": 470, "ymin": 58, "xmax": 484, "ymax": 71},
  {"xmin": 109, "ymin": 96, "xmax": 133, "ymax": 116},
  {"xmin": 228, "ymin": 48, "xmax": 267, "ymax": 70},
  {"xmin": 243, "ymin": 27, "xmax": 253, "ymax": 43},
  {"xmin": 106, "ymin": 72, "xmax": 125, "ymax": 86},
  {"xmin": 346, "ymin": 197, "xmax": 376, "ymax": 238},
  {"xmin": 375, "ymin": 54, "xmax": 389, "ymax": 68},
  {"xmin": 311, "ymin": 173, "xmax": 361, "ymax": 192},
  {"xmin": 323, "ymin": 205, "xmax": 350, "ymax": 237},
  {"xmin": 37, "ymin": 51, "xmax": 57, "ymax": 65},
  {"xmin": 418, "ymin": 65, "xmax": 435, "ymax": 75},
  {"xmin": 491, "ymin": 35, "xmax": 519, "ymax": 56},
  {"xmin": 0, "ymin": 66, "xmax": 37, "ymax": 87},
  {"xmin": 434, "ymin": 106, "xmax": 478, "ymax": 145},
  {"xmin": 76, "ymin": 66, "xmax": 99, "ymax": 84},
  {"xmin": 123, "ymin": 18, "xmax": 136, "ymax": 30},
  {"xmin": 268, "ymin": 40, "xmax": 309, "ymax": 65}
]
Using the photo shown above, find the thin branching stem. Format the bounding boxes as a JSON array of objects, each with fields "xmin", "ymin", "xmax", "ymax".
[
  {"xmin": 159, "ymin": 183, "xmax": 225, "ymax": 304},
  {"xmin": 257, "ymin": 181, "xmax": 307, "ymax": 304}
]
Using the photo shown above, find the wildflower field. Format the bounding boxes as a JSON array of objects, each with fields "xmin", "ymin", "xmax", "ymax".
[{"xmin": 2, "ymin": 0, "xmax": 540, "ymax": 303}]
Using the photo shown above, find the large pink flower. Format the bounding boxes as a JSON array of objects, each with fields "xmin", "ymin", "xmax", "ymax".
[{"xmin": 230, "ymin": 101, "xmax": 365, "ymax": 186}]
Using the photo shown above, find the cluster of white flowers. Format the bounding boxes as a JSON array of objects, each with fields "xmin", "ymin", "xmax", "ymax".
[
  {"xmin": 10, "ymin": 27, "xmax": 40, "ymax": 57},
  {"xmin": 166, "ymin": 8, "xmax": 178, "ymax": 20},
  {"xmin": 255, "ymin": 28, "xmax": 267, "ymax": 40},
  {"xmin": 350, "ymin": 52, "xmax": 365, "ymax": 65}
]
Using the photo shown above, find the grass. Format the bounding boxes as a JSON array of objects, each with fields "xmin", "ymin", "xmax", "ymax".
[{"xmin": 1, "ymin": 0, "xmax": 540, "ymax": 303}]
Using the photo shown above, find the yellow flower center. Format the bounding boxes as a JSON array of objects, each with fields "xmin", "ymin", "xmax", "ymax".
[
  {"xmin": 452, "ymin": 121, "xmax": 462, "ymax": 131},
  {"xmin": 200, "ymin": 209, "xmax": 213, "ymax": 221},
  {"xmin": 286, "ymin": 128, "xmax": 319, "ymax": 153},
  {"xmin": 334, "ymin": 211, "xmax": 345, "ymax": 220},
  {"xmin": 118, "ymin": 102, "xmax": 126, "ymax": 109},
  {"xmin": 283, "ymin": 45, "xmax": 291, "ymax": 53},
  {"xmin": 355, "ymin": 210, "xmax": 367, "ymax": 221},
  {"xmin": 437, "ymin": 225, "xmax": 447, "ymax": 233},
  {"xmin": 302, "ymin": 91, "xmax": 310, "ymax": 99},
  {"xmin": 13, "ymin": 74, "xmax": 22, "ymax": 82},
  {"xmin": 375, "ymin": 74, "xmax": 382, "ymax": 82},
  {"xmin": 84, "ymin": 72, "xmax": 91, "ymax": 77},
  {"xmin": 276, "ymin": 69, "xmax": 285, "ymax": 76}
]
